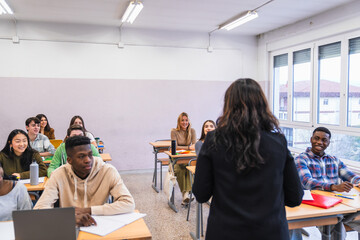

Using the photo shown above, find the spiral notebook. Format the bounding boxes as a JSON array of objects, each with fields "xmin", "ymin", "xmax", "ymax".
[{"xmin": 302, "ymin": 193, "xmax": 342, "ymax": 209}]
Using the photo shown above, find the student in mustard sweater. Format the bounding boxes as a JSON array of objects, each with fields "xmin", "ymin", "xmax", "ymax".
[
  {"xmin": 47, "ymin": 124, "xmax": 100, "ymax": 177},
  {"xmin": 0, "ymin": 129, "xmax": 47, "ymax": 179}
]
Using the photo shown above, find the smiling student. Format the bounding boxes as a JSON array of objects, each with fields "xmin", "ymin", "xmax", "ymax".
[
  {"xmin": 0, "ymin": 129, "xmax": 47, "ymax": 179},
  {"xmin": 25, "ymin": 117, "xmax": 55, "ymax": 157},
  {"xmin": 294, "ymin": 127, "xmax": 360, "ymax": 239},
  {"xmin": 195, "ymin": 120, "xmax": 216, "ymax": 155},
  {"xmin": 36, "ymin": 114, "xmax": 55, "ymax": 140},
  {"xmin": 170, "ymin": 112, "xmax": 196, "ymax": 205},
  {"xmin": 34, "ymin": 135, "xmax": 135, "ymax": 226},
  {"xmin": 69, "ymin": 116, "xmax": 97, "ymax": 148}
]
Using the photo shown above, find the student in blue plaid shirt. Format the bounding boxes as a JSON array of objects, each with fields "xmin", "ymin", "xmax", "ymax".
[{"xmin": 292, "ymin": 126, "xmax": 360, "ymax": 240}]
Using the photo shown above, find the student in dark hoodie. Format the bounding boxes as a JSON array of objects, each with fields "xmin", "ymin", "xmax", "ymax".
[
  {"xmin": 192, "ymin": 79, "xmax": 303, "ymax": 240},
  {"xmin": 34, "ymin": 135, "xmax": 135, "ymax": 226}
]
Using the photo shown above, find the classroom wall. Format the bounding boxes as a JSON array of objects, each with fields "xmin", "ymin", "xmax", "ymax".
[{"xmin": 0, "ymin": 22, "xmax": 258, "ymax": 170}]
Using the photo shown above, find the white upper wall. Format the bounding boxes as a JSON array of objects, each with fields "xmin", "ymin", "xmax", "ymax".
[{"xmin": 0, "ymin": 21, "xmax": 257, "ymax": 81}]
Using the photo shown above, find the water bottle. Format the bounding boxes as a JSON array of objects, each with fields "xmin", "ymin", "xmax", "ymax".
[
  {"xmin": 171, "ymin": 140, "xmax": 176, "ymax": 155},
  {"xmin": 30, "ymin": 159, "xmax": 39, "ymax": 185}
]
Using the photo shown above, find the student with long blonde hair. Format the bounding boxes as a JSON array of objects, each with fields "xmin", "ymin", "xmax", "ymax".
[{"xmin": 170, "ymin": 112, "xmax": 196, "ymax": 205}]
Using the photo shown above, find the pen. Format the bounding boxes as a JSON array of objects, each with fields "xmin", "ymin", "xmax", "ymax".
[
  {"xmin": 335, "ymin": 193, "xmax": 357, "ymax": 197},
  {"xmin": 335, "ymin": 194, "xmax": 354, "ymax": 200}
]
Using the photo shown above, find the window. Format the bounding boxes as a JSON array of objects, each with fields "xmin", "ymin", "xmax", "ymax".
[
  {"xmin": 348, "ymin": 37, "xmax": 360, "ymax": 127},
  {"xmin": 293, "ymin": 48, "xmax": 311, "ymax": 122},
  {"xmin": 273, "ymin": 54, "xmax": 288, "ymax": 120},
  {"xmin": 271, "ymin": 34, "xmax": 360, "ymax": 164},
  {"xmin": 318, "ymin": 42, "xmax": 341, "ymax": 125}
]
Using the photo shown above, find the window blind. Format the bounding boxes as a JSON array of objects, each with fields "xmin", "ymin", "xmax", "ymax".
[
  {"xmin": 274, "ymin": 53, "xmax": 288, "ymax": 68},
  {"xmin": 319, "ymin": 42, "xmax": 341, "ymax": 59},
  {"xmin": 293, "ymin": 48, "xmax": 311, "ymax": 64}
]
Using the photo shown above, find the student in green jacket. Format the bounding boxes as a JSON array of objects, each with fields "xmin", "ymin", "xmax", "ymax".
[{"xmin": 47, "ymin": 125, "xmax": 100, "ymax": 177}]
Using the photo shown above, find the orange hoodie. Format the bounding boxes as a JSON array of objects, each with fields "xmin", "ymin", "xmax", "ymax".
[{"xmin": 34, "ymin": 156, "xmax": 135, "ymax": 215}]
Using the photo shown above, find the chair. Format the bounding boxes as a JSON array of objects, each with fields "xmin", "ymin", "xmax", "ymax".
[
  {"xmin": 152, "ymin": 139, "xmax": 171, "ymax": 190},
  {"xmin": 186, "ymin": 159, "xmax": 204, "ymax": 236},
  {"xmin": 50, "ymin": 139, "xmax": 63, "ymax": 149}
]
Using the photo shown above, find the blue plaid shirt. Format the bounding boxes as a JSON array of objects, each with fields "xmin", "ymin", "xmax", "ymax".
[{"xmin": 295, "ymin": 147, "xmax": 360, "ymax": 191}]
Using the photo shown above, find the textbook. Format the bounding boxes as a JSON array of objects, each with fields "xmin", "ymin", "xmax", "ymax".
[{"xmin": 302, "ymin": 193, "xmax": 342, "ymax": 209}]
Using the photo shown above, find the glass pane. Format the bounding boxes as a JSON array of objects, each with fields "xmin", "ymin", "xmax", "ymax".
[
  {"xmin": 293, "ymin": 49, "xmax": 311, "ymax": 122},
  {"xmin": 273, "ymin": 54, "xmax": 288, "ymax": 120},
  {"xmin": 281, "ymin": 126, "xmax": 360, "ymax": 162},
  {"xmin": 318, "ymin": 42, "xmax": 341, "ymax": 125},
  {"xmin": 348, "ymin": 38, "xmax": 360, "ymax": 127}
]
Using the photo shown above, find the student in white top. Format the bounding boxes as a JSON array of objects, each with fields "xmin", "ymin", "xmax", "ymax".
[{"xmin": 0, "ymin": 163, "xmax": 32, "ymax": 221}]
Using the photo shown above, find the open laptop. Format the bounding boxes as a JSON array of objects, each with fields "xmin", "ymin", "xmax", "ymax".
[{"xmin": 12, "ymin": 207, "xmax": 78, "ymax": 240}]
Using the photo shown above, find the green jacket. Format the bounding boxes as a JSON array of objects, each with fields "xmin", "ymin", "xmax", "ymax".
[
  {"xmin": 0, "ymin": 152, "xmax": 47, "ymax": 179},
  {"xmin": 47, "ymin": 143, "xmax": 100, "ymax": 177}
]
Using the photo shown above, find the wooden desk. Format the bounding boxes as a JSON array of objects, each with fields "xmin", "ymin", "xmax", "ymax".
[
  {"xmin": 100, "ymin": 153, "xmax": 112, "ymax": 162},
  {"xmin": 164, "ymin": 150, "xmax": 197, "ymax": 213},
  {"xmin": 186, "ymin": 166, "xmax": 196, "ymax": 175},
  {"xmin": 149, "ymin": 141, "xmax": 171, "ymax": 193},
  {"xmin": 25, "ymin": 177, "xmax": 48, "ymax": 191},
  {"xmin": 77, "ymin": 213, "xmax": 152, "ymax": 240}
]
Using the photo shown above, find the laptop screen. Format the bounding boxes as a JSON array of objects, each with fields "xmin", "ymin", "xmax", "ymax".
[{"xmin": 12, "ymin": 207, "xmax": 77, "ymax": 240}]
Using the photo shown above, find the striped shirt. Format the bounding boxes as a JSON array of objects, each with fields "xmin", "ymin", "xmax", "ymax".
[
  {"xmin": 295, "ymin": 147, "xmax": 360, "ymax": 191},
  {"xmin": 30, "ymin": 133, "xmax": 55, "ymax": 155}
]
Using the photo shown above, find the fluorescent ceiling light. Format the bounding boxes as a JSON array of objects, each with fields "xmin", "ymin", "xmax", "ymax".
[
  {"xmin": 0, "ymin": 0, "xmax": 13, "ymax": 14},
  {"xmin": 122, "ymin": 1, "xmax": 143, "ymax": 24},
  {"xmin": 219, "ymin": 11, "xmax": 258, "ymax": 31}
]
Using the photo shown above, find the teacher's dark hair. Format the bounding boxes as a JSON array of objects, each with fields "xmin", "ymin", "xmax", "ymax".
[{"xmin": 214, "ymin": 78, "xmax": 280, "ymax": 173}]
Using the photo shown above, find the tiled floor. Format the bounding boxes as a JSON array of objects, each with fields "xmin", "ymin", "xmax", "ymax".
[{"xmin": 120, "ymin": 170, "xmax": 359, "ymax": 240}]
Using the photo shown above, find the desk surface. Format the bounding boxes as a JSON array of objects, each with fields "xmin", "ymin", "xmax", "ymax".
[
  {"xmin": 77, "ymin": 212, "xmax": 151, "ymax": 240},
  {"xmin": 164, "ymin": 151, "xmax": 197, "ymax": 158},
  {"xmin": 286, "ymin": 202, "xmax": 355, "ymax": 220},
  {"xmin": 100, "ymin": 153, "xmax": 112, "ymax": 162},
  {"xmin": 149, "ymin": 141, "xmax": 171, "ymax": 148},
  {"xmin": 312, "ymin": 188, "xmax": 360, "ymax": 211},
  {"xmin": 25, "ymin": 177, "xmax": 48, "ymax": 191}
]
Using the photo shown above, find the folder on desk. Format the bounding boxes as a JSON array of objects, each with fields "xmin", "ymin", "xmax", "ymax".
[{"xmin": 302, "ymin": 193, "xmax": 342, "ymax": 209}]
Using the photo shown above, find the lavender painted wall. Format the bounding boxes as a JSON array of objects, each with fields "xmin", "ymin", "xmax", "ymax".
[{"xmin": 0, "ymin": 77, "xmax": 231, "ymax": 170}]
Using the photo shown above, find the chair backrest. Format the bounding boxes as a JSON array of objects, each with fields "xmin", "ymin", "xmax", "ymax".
[
  {"xmin": 188, "ymin": 158, "xmax": 197, "ymax": 166},
  {"xmin": 50, "ymin": 139, "xmax": 63, "ymax": 149}
]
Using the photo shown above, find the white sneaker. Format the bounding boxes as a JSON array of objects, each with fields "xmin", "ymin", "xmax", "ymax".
[{"xmin": 182, "ymin": 192, "xmax": 190, "ymax": 204}]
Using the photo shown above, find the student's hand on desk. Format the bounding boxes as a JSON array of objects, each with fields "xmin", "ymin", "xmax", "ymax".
[
  {"xmin": 331, "ymin": 181, "xmax": 353, "ymax": 192},
  {"xmin": 12, "ymin": 173, "xmax": 20, "ymax": 179},
  {"xmin": 76, "ymin": 213, "xmax": 97, "ymax": 227}
]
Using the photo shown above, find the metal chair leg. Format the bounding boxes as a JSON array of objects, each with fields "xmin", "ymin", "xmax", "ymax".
[
  {"xmin": 186, "ymin": 191, "xmax": 193, "ymax": 221},
  {"xmin": 201, "ymin": 203, "xmax": 204, "ymax": 237}
]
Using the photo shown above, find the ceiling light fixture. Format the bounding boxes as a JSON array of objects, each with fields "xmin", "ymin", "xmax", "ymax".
[
  {"xmin": 218, "ymin": 0, "xmax": 273, "ymax": 31},
  {"xmin": 219, "ymin": 11, "xmax": 258, "ymax": 31},
  {"xmin": 0, "ymin": 0, "xmax": 13, "ymax": 15},
  {"xmin": 122, "ymin": 1, "xmax": 143, "ymax": 24}
]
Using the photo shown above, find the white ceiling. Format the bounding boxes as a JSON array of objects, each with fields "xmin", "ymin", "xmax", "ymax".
[{"xmin": 0, "ymin": 0, "xmax": 356, "ymax": 35}]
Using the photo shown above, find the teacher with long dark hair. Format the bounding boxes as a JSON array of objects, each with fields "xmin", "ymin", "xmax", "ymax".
[{"xmin": 193, "ymin": 78, "xmax": 303, "ymax": 240}]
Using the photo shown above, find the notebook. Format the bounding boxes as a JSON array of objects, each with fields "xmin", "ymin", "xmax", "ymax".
[
  {"xmin": 12, "ymin": 207, "xmax": 78, "ymax": 240},
  {"xmin": 302, "ymin": 193, "xmax": 343, "ymax": 209}
]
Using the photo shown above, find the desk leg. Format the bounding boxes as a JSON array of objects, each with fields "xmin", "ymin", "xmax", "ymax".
[
  {"xmin": 152, "ymin": 150, "xmax": 159, "ymax": 193},
  {"xmin": 168, "ymin": 187, "xmax": 178, "ymax": 213},
  {"xmin": 190, "ymin": 201, "xmax": 201, "ymax": 240},
  {"xmin": 322, "ymin": 225, "xmax": 331, "ymax": 240}
]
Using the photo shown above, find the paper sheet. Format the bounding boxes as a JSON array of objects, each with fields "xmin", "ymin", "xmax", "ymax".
[
  {"xmin": 79, "ymin": 212, "xmax": 146, "ymax": 236},
  {"xmin": 19, "ymin": 177, "xmax": 45, "ymax": 184},
  {"xmin": 0, "ymin": 221, "xmax": 15, "ymax": 240},
  {"xmin": 303, "ymin": 190, "xmax": 314, "ymax": 200},
  {"xmin": 334, "ymin": 188, "xmax": 358, "ymax": 196}
]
